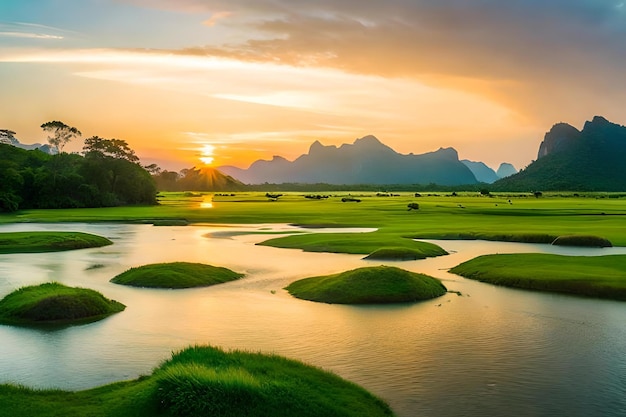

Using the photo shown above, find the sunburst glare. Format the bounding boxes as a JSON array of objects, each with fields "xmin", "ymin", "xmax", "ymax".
[{"xmin": 199, "ymin": 144, "xmax": 215, "ymax": 165}]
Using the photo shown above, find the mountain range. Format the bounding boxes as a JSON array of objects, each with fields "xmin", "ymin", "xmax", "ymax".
[
  {"xmin": 0, "ymin": 130, "xmax": 55, "ymax": 154},
  {"xmin": 220, "ymin": 135, "xmax": 515, "ymax": 186},
  {"xmin": 492, "ymin": 116, "xmax": 626, "ymax": 191}
]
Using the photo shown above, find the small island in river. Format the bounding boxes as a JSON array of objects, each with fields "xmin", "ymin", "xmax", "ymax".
[
  {"xmin": 0, "ymin": 282, "xmax": 125, "ymax": 326},
  {"xmin": 285, "ymin": 265, "xmax": 447, "ymax": 304},
  {"xmin": 110, "ymin": 262, "xmax": 244, "ymax": 289}
]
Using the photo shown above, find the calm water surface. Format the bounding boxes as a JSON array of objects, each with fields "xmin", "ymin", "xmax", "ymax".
[{"xmin": 0, "ymin": 223, "xmax": 625, "ymax": 417}]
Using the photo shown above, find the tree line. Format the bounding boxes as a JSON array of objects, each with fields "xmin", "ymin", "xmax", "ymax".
[{"xmin": 0, "ymin": 121, "xmax": 156, "ymax": 212}]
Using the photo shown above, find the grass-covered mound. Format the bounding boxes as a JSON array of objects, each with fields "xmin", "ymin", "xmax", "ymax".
[
  {"xmin": 0, "ymin": 231, "xmax": 112, "ymax": 254},
  {"xmin": 110, "ymin": 262, "xmax": 243, "ymax": 289},
  {"xmin": 0, "ymin": 282, "xmax": 125, "ymax": 325},
  {"xmin": 407, "ymin": 231, "xmax": 558, "ymax": 244},
  {"xmin": 450, "ymin": 253, "xmax": 626, "ymax": 300},
  {"xmin": 363, "ymin": 247, "xmax": 434, "ymax": 260},
  {"xmin": 285, "ymin": 266, "xmax": 447, "ymax": 304},
  {"xmin": 0, "ymin": 345, "xmax": 394, "ymax": 417},
  {"xmin": 551, "ymin": 235, "xmax": 612, "ymax": 247},
  {"xmin": 260, "ymin": 231, "xmax": 447, "ymax": 258}
]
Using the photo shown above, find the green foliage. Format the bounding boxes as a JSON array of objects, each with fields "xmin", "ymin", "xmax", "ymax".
[
  {"xmin": 0, "ymin": 143, "xmax": 156, "ymax": 211},
  {"xmin": 40, "ymin": 120, "xmax": 81, "ymax": 153},
  {"xmin": 450, "ymin": 253, "xmax": 626, "ymax": 300},
  {"xmin": 0, "ymin": 282, "xmax": 125, "ymax": 325},
  {"xmin": 0, "ymin": 345, "xmax": 393, "ymax": 417},
  {"xmin": 110, "ymin": 262, "xmax": 243, "ymax": 289},
  {"xmin": 154, "ymin": 167, "xmax": 246, "ymax": 192},
  {"xmin": 0, "ymin": 231, "xmax": 112, "ymax": 254},
  {"xmin": 492, "ymin": 117, "xmax": 626, "ymax": 191},
  {"xmin": 285, "ymin": 266, "xmax": 447, "ymax": 304},
  {"xmin": 551, "ymin": 235, "xmax": 612, "ymax": 247},
  {"xmin": 83, "ymin": 136, "xmax": 139, "ymax": 163}
]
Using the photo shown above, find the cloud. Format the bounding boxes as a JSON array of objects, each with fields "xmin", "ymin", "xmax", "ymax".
[
  {"xmin": 202, "ymin": 11, "xmax": 232, "ymax": 26},
  {"xmin": 0, "ymin": 22, "xmax": 78, "ymax": 41},
  {"xmin": 127, "ymin": 0, "xmax": 626, "ymax": 124},
  {"xmin": 0, "ymin": 31, "xmax": 63, "ymax": 40}
]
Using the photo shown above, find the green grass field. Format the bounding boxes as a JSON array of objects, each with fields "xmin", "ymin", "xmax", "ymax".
[
  {"xmin": 0, "ymin": 345, "xmax": 394, "ymax": 417},
  {"xmin": 450, "ymin": 253, "xmax": 626, "ymax": 300},
  {"xmin": 286, "ymin": 266, "xmax": 447, "ymax": 304},
  {"xmin": 0, "ymin": 231, "xmax": 112, "ymax": 254},
  {"xmin": 110, "ymin": 262, "xmax": 244, "ymax": 289},
  {"xmin": 2, "ymin": 192, "xmax": 624, "ymax": 245},
  {"xmin": 0, "ymin": 282, "xmax": 125, "ymax": 326}
]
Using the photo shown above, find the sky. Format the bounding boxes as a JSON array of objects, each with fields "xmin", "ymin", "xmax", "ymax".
[{"xmin": 1, "ymin": 0, "xmax": 626, "ymax": 171}]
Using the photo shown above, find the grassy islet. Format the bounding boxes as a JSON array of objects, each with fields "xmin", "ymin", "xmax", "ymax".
[
  {"xmin": 110, "ymin": 262, "xmax": 243, "ymax": 289},
  {"xmin": 450, "ymin": 253, "xmax": 626, "ymax": 300},
  {"xmin": 286, "ymin": 265, "xmax": 447, "ymax": 304},
  {"xmin": 0, "ymin": 282, "xmax": 125, "ymax": 325}
]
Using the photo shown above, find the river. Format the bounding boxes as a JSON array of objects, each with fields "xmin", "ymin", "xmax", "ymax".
[{"xmin": 0, "ymin": 223, "xmax": 624, "ymax": 417}]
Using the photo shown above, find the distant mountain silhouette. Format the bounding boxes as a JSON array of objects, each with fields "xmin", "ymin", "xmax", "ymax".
[
  {"xmin": 0, "ymin": 129, "xmax": 55, "ymax": 154},
  {"xmin": 461, "ymin": 160, "xmax": 499, "ymax": 183},
  {"xmin": 493, "ymin": 116, "xmax": 626, "ymax": 191},
  {"xmin": 496, "ymin": 163, "xmax": 517, "ymax": 178},
  {"xmin": 220, "ymin": 135, "xmax": 478, "ymax": 185}
]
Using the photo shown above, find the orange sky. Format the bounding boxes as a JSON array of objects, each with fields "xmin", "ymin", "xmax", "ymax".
[{"xmin": 2, "ymin": 1, "xmax": 626, "ymax": 172}]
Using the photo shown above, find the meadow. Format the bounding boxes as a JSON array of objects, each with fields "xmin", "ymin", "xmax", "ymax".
[{"xmin": 2, "ymin": 191, "xmax": 625, "ymax": 246}]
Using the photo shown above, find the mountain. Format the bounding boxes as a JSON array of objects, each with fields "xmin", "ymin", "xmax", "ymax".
[
  {"xmin": 220, "ymin": 135, "xmax": 478, "ymax": 185},
  {"xmin": 496, "ymin": 163, "xmax": 517, "ymax": 178},
  {"xmin": 461, "ymin": 160, "xmax": 499, "ymax": 183},
  {"xmin": 492, "ymin": 116, "xmax": 626, "ymax": 191},
  {"xmin": 0, "ymin": 129, "xmax": 55, "ymax": 154},
  {"xmin": 154, "ymin": 166, "xmax": 246, "ymax": 191}
]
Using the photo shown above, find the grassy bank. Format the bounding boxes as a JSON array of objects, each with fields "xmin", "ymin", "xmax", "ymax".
[
  {"xmin": 0, "ymin": 231, "xmax": 112, "ymax": 254},
  {"xmin": 110, "ymin": 262, "xmax": 243, "ymax": 289},
  {"xmin": 259, "ymin": 230, "xmax": 448, "ymax": 257},
  {"xmin": 450, "ymin": 254, "xmax": 626, "ymax": 300},
  {"xmin": 1, "ymin": 192, "xmax": 626, "ymax": 247},
  {"xmin": 286, "ymin": 265, "xmax": 447, "ymax": 304},
  {"xmin": 0, "ymin": 282, "xmax": 125, "ymax": 325},
  {"xmin": 0, "ymin": 345, "xmax": 394, "ymax": 417}
]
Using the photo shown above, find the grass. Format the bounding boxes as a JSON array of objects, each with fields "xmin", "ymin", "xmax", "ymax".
[
  {"xmin": 0, "ymin": 231, "xmax": 112, "ymax": 254},
  {"xmin": 259, "ymin": 230, "xmax": 448, "ymax": 257},
  {"xmin": 285, "ymin": 265, "xmax": 447, "ymax": 304},
  {"xmin": 0, "ymin": 345, "xmax": 394, "ymax": 417},
  {"xmin": 0, "ymin": 282, "xmax": 125, "ymax": 326},
  {"xmin": 363, "ymin": 246, "xmax": 444, "ymax": 260},
  {"xmin": 110, "ymin": 262, "xmax": 244, "ymax": 289},
  {"xmin": 551, "ymin": 235, "xmax": 612, "ymax": 247},
  {"xmin": 449, "ymin": 253, "xmax": 626, "ymax": 300},
  {"xmin": 1, "ymin": 192, "xmax": 626, "ymax": 254}
]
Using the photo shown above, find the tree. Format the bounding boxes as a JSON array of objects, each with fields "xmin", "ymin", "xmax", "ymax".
[
  {"xmin": 83, "ymin": 136, "xmax": 139, "ymax": 163},
  {"xmin": 0, "ymin": 129, "xmax": 17, "ymax": 145},
  {"xmin": 41, "ymin": 121, "xmax": 82, "ymax": 153},
  {"xmin": 144, "ymin": 163, "xmax": 161, "ymax": 175}
]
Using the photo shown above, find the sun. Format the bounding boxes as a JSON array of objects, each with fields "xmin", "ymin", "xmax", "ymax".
[{"xmin": 199, "ymin": 144, "xmax": 215, "ymax": 165}]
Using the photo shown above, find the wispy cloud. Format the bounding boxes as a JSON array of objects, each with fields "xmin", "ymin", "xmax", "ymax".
[
  {"xmin": 0, "ymin": 31, "xmax": 63, "ymax": 39},
  {"xmin": 0, "ymin": 21, "xmax": 78, "ymax": 40}
]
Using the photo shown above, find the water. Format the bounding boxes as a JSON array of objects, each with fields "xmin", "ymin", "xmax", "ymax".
[{"xmin": 0, "ymin": 223, "xmax": 625, "ymax": 417}]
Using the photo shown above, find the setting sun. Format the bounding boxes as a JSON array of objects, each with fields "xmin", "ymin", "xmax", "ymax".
[{"xmin": 199, "ymin": 144, "xmax": 215, "ymax": 165}]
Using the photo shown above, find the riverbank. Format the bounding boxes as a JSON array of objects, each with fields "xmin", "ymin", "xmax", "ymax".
[{"xmin": 450, "ymin": 253, "xmax": 626, "ymax": 300}]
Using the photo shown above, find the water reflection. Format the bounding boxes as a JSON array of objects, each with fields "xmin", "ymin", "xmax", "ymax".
[{"xmin": 0, "ymin": 224, "xmax": 624, "ymax": 417}]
